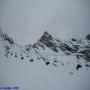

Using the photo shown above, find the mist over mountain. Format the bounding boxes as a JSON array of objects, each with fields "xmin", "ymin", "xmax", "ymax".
[{"xmin": 0, "ymin": 27, "xmax": 90, "ymax": 74}]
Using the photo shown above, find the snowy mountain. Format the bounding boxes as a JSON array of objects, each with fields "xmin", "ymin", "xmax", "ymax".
[
  {"xmin": 0, "ymin": 27, "xmax": 28, "ymax": 60},
  {"xmin": 0, "ymin": 27, "xmax": 90, "ymax": 74}
]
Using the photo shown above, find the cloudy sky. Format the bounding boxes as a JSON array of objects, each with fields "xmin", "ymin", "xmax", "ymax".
[{"xmin": 0, "ymin": 0, "xmax": 90, "ymax": 45}]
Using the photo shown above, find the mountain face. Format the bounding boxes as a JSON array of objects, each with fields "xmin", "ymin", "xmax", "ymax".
[
  {"xmin": 0, "ymin": 28, "xmax": 27, "ymax": 59},
  {"xmin": 0, "ymin": 28, "xmax": 90, "ymax": 74},
  {"xmin": 86, "ymin": 34, "xmax": 90, "ymax": 40},
  {"xmin": 38, "ymin": 31, "xmax": 60, "ymax": 52},
  {"xmin": 0, "ymin": 28, "xmax": 14, "ymax": 45},
  {"xmin": 32, "ymin": 31, "xmax": 90, "ymax": 62}
]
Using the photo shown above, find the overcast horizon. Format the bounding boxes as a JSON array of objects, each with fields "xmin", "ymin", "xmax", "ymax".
[{"xmin": 0, "ymin": 0, "xmax": 90, "ymax": 45}]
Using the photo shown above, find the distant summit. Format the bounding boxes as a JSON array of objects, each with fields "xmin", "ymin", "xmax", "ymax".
[
  {"xmin": 0, "ymin": 27, "xmax": 14, "ymax": 45},
  {"xmin": 86, "ymin": 34, "xmax": 90, "ymax": 40},
  {"xmin": 39, "ymin": 31, "xmax": 60, "ymax": 52},
  {"xmin": 39, "ymin": 31, "xmax": 53, "ymax": 43}
]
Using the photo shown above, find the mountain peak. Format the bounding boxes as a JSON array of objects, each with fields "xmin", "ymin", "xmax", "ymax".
[
  {"xmin": 0, "ymin": 27, "xmax": 14, "ymax": 45},
  {"xmin": 42, "ymin": 31, "xmax": 52, "ymax": 39},
  {"xmin": 86, "ymin": 34, "xmax": 90, "ymax": 40},
  {"xmin": 39, "ymin": 31, "xmax": 53, "ymax": 44},
  {"xmin": 43, "ymin": 31, "xmax": 50, "ymax": 35},
  {"xmin": 38, "ymin": 31, "xmax": 59, "ymax": 52}
]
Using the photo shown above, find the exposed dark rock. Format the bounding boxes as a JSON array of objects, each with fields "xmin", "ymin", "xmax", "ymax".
[
  {"xmin": 85, "ymin": 64, "xmax": 90, "ymax": 67},
  {"xmin": 76, "ymin": 55, "xmax": 80, "ymax": 59},
  {"xmin": 14, "ymin": 52, "xmax": 17, "ymax": 57},
  {"xmin": 60, "ymin": 43, "xmax": 77, "ymax": 53},
  {"xmin": 4, "ymin": 45, "xmax": 10, "ymax": 57},
  {"xmin": 54, "ymin": 60, "xmax": 58, "ymax": 63},
  {"xmin": 46, "ymin": 61, "xmax": 50, "ymax": 65},
  {"xmin": 21, "ymin": 56, "xmax": 24, "ymax": 60},
  {"xmin": 35, "ymin": 41, "xmax": 45, "ymax": 50},
  {"xmin": 72, "ymin": 38, "xmax": 77, "ymax": 42},
  {"xmin": 76, "ymin": 64, "xmax": 82, "ymax": 70},
  {"xmin": 86, "ymin": 34, "xmax": 90, "ymax": 40},
  {"xmin": 68, "ymin": 72, "xmax": 74, "ymax": 75},
  {"xmin": 25, "ymin": 45, "xmax": 32, "ymax": 51},
  {"xmin": 30, "ymin": 59, "xmax": 34, "ymax": 62},
  {"xmin": 0, "ymin": 29, "xmax": 14, "ymax": 45},
  {"xmin": 32, "ymin": 43, "xmax": 39, "ymax": 49},
  {"xmin": 73, "ymin": 45, "xmax": 79, "ymax": 51},
  {"xmin": 79, "ymin": 49, "xmax": 90, "ymax": 61},
  {"xmin": 52, "ymin": 63, "xmax": 57, "ymax": 67},
  {"xmin": 39, "ymin": 31, "xmax": 58, "ymax": 52}
]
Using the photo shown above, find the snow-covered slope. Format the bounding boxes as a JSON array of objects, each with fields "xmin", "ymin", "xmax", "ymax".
[
  {"xmin": 0, "ymin": 28, "xmax": 90, "ymax": 90},
  {"xmin": 0, "ymin": 28, "xmax": 28, "ymax": 60},
  {"xmin": 0, "ymin": 28, "xmax": 90, "ymax": 74}
]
